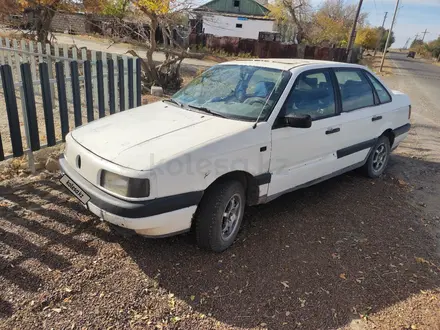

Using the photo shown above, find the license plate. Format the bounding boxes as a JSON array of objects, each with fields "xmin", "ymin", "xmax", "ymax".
[{"xmin": 60, "ymin": 175, "xmax": 91, "ymax": 204}]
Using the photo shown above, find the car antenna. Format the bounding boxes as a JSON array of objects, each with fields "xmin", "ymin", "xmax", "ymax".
[{"xmin": 252, "ymin": 74, "xmax": 284, "ymax": 129}]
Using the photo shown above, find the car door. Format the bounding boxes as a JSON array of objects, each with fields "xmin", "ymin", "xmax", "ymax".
[
  {"xmin": 332, "ymin": 68, "xmax": 384, "ymax": 169},
  {"xmin": 268, "ymin": 69, "xmax": 344, "ymax": 197}
]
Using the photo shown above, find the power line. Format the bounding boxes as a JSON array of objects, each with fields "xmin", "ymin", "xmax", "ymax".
[{"xmin": 371, "ymin": 0, "xmax": 378, "ymax": 16}]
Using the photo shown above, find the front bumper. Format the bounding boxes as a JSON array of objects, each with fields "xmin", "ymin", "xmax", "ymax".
[{"xmin": 59, "ymin": 156, "xmax": 200, "ymax": 237}]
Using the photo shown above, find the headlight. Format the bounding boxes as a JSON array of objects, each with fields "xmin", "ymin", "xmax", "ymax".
[{"xmin": 100, "ymin": 171, "xmax": 150, "ymax": 198}]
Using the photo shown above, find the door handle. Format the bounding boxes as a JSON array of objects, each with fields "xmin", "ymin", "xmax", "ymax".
[
  {"xmin": 372, "ymin": 115, "xmax": 383, "ymax": 122},
  {"xmin": 326, "ymin": 128, "xmax": 340, "ymax": 135}
]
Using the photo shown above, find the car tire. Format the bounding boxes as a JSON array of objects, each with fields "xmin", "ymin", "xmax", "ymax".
[
  {"xmin": 362, "ymin": 135, "xmax": 391, "ymax": 178},
  {"xmin": 195, "ymin": 181, "xmax": 246, "ymax": 252}
]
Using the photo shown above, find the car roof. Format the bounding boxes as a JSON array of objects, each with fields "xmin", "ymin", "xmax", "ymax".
[{"xmin": 219, "ymin": 58, "xmax": 365, "ymax": 71}]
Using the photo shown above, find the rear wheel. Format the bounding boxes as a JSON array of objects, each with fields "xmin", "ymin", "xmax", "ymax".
[
  {"xmin": 362, "ymin": 136, "xmax": 391, "ymax": 178},
  {"xmin": 195, "ymin": 181, "xmax": 245, "ymax": 252}
]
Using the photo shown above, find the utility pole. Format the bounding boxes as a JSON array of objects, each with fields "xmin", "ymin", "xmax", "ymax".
[
  {"xmin": 346, "ymin": 0, "xmax": 364, "ymax": 62},
  {"xmin": 421, "ymin": 29, "xmax": 429, "ymax": 42},
  {"xmin": 411, "ymin": 33, "xmax": 419, "ymax": 48},
  {"xmin": 380, "ymin": 0, "xmax": 400, "ymax": 72},
  {"xmin": 373, "ymin": 12, "xmax": 388, "ymax": 57},
  {"xmin": 403, "ymin": 37, "xmax": 411, "ymax": 50}
]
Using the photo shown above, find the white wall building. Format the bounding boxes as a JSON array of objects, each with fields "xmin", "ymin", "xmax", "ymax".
[
  {"xmin": 193, "ymin": 0, "xmax": 275, "ymax": 40},
  {"xmin": 202, "ymin": 14, "xmax": 274, "ymax": 40}
]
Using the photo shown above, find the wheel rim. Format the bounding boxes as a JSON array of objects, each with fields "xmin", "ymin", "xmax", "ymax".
[
  {"xmin": 372, "ymin": 143, "xmax": 388, "ymax": 172},
  {"xmin": 221, "ymin": 193, "xmax": 242, "ymax": 241}
]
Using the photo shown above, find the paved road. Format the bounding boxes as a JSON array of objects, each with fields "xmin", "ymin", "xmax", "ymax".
[
  {"xmin": 383, "ymin": 52, "xmax": 440, "ymax": 219},
  {"xmin": 386, "ymin": 52, "xmax": 440, "ymax": 125}
]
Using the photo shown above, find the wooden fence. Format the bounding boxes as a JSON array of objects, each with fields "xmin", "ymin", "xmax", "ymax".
[
  {"xmin": 194, "ymin": 34, "xmax": 349, "ymax": 62},
  {"xmin": 0, "ymin": 37, "xmax": 142, "ymax": 170}
]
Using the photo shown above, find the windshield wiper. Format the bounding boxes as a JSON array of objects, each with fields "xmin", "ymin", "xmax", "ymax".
[
  {"xmin": 163, "ymin": 98, "xmax": 183, "ymax": 108},
  {"xmin": 187, "ymin": 104, "xmax": 228, "ymax": 118}
]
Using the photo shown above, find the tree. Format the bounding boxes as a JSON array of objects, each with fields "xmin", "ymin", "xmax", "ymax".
[
  {"xmin": 427, "ymin": 37, "xmax": 440, "ymax": 58},
  {"xmin": 268, "ymin": 0, "xmax": 311, "ymax": 44},
  {"xmin": 308, "ymin": 0, "xmax": 368, "ymax": 46},
  {"xmin": 99, "ymin": 0, "xmax": 203, "ymax": 90},
  {"xmin": 0, "ymin": 0, "xmax": 79, "ymax": 43},
  {"xmin": 311, "ymin": 11, "xmax": 347, "ymax": 45},
  {"xmin": 378, "ymin": 28, "xmax": 395, "ymax": 51},
  {"xmin": 410, "ymin": 39, "xmax": 424, "ymax": 49},
  {"xmin": 355, "ymin": 27, "xmax": 378, "ymax": 50}
]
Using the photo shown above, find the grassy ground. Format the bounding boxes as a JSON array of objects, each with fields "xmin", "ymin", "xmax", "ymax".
[{"xmin": 361, "ymin": 53, "xmax": 393, "ymax": 76}]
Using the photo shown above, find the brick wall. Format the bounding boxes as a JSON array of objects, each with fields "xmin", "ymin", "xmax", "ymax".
[{"xmin": 51, "ymin": 12, "xmax": 87, "ymax": 34}]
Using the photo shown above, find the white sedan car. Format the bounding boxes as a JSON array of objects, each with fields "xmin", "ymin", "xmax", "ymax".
[{"xmin": 60, "ymin": 59, "xmax": 411, "ymax": 252}]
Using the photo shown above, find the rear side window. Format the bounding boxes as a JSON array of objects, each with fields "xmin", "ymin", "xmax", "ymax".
[
  {"xmin": 334, "ymin": 69, "xmax": 375, "ymax": 112},
  {"xmin": 364, "ymin": 71, "xmax": 392, "ymax": 104},
  {"xmin": 283, "ymin": 70, "xmax": 336, "ymax": 120}
]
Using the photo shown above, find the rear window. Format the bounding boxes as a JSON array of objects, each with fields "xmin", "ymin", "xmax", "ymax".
[
  {"xmin": 334, "ymin": 69, "xmax": 375, "ymax": 112},
  {"xmin": 364, "ymin": 71, "xmax": 392, "ymax": 104}
]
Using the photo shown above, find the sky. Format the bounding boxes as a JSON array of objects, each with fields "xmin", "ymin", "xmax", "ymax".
[
  {"xmin": 332, "ymin": 0, "xmax": 440, "ymax": 48},
  {"xmin": 196, "ymin": 0, "xmax": 440, "ymax": 48}
]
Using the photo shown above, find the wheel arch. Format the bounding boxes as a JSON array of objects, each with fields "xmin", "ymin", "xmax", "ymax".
[
  {"xmin": 204, "ymin": 170, "xmax": 260, "ymax": 207},
  {"xmin": 381, "ymin": 128, "xmax": 395, "ymax": 148}
]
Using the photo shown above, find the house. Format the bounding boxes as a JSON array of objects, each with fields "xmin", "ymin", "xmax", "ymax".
[{"xmin": 192, "ymin": 0, "xmax": 275, "ymax": 40}]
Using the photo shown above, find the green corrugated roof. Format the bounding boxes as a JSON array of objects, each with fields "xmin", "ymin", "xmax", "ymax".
[{"xmin": 196, "ymin": 0, "xmax": 269, "ymax": 17}]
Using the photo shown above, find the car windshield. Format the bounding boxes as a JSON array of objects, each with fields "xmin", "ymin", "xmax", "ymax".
[{"xmin": 171, "ymin": 64, "xmax": 291, "ymax": 121}]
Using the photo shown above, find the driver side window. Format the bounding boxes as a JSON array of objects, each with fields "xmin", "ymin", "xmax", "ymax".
[{"xmin": 283, "ymin": 70, "xmax": 336, "ymax": 120}]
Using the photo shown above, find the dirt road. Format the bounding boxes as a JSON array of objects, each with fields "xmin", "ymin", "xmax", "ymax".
[
  {"xmin": 384, "ymin": 52, "xmax": 440, "ymax": 219},
  {"xmin": 1, "ymin": 54, "xmax": 440, "ymax": 330}
]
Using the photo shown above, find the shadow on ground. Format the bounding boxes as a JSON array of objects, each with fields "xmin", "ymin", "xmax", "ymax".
[{"xmin": 1, "ymin": 155, "xmax": 439, "ymax": 329}]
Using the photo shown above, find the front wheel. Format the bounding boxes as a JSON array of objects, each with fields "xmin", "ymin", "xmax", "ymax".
[
  {"xmin": 362, "ymin": 136, "xmax": 391, "ymax": 178},
  {"xmin": 195, "ymin": 181, "xmax": 246, "ymax": 252}
]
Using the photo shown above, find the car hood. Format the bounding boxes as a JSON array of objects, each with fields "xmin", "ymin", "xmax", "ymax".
[{"xmin": 71, "ymin": 102, "xmax": 251, "ymax": 170}]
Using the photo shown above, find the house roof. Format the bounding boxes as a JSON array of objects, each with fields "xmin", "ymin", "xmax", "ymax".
[{"xmin": 195, "ymin": 0, "xmax": 270, "ymax": 17}]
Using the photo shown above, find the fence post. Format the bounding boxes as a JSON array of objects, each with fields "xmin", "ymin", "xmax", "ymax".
[
  {"xmin": 55, "ymin": 62, "xmax": 70, "ymax": 141},
  {"xmin": 91, "ymin": 50, "xmax": 98, "ymax": 105},
  {"xmin": 20, "ymin": 39, "xmax": 27, "ymax": 63},
  {"xmin": 112, "ymin": 53, "xmax": 119, "ymax": 111},
  {"xmin": 96, "ymin": 60, "xmax": 105, "ymax": 118},
  {"xmin": 0, "ymin": 65, "xmax": 24, "ymax": 158},
  {"xmin": 5, "ymin": 38, "xmax": 12, "ymax": 66},
  {"xmin": 136, "ymin": 58, "xmax": 142, "ymax": 107},
  {"xmin": 21, "ymin": 63, "xmax": 40, "ymax": 152},
  {"xmin": 108, "ymin": 59, "xmax": 116, "ymax": 115},
  {"xmin": 127, "ymin": 57, "xmax": 134, "ymax": 109},
  {"xmin": 133, "ymin": 56, "xmax": 137, "ymax": 107},
  {"xmin": 123, "ymin": 56, "xmax": 129, "ymax": 110},
  {"xmin": 39, "ymin": 62, "xmax": 56, "ymax": 146},
  {"xmin": 118, "ymin": 58, "xmax": 125, "ymax": 111},
  {"xmin": 0, "ymin": 37, "xmax": 4, "ymax": 65},
  {"xmin": 102, "ymin": 52, "xmax": 109, "ymax": 111},
  {"xmin": 37, "ymin": 42, "xmax": 43, "ymax": 63},
  {"xmin": 45, "ymin": 43, "xmax": 55, "ymax": 104},
  {"xmin": 0, "ymin": 133, "xmax": 3, "ymax": 161},
  {"xmin": 63, "ymin": 44, "xmax": 72, "ymax": 103},
  {"xmin": 84, "ymin": 60, "xmax": 94, "ymax": 122},
  {"xmin": 70, "ymin": 61, "xmax": 82, "ymax": 127},
  {"xmin": 28, "ymin": 41, "xmax": 37, "ymax": 89},
  {"xmin": 13, "ymin": 39, "xmax": 35, "ymax": 173}
]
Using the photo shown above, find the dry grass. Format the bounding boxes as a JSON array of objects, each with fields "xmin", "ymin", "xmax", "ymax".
[{"xmin": 361, "ymin": 54, "xmax": 393, "ymax": 76}]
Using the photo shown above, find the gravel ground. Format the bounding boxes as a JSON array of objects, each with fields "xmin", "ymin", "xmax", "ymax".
[{"xmin": 1, "ymin": 53, "xmax": 440, "ymax": 330}]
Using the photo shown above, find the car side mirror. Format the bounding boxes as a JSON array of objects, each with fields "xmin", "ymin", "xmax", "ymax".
[{"xmin": 284, "ymin": 114, "xmax": 312, "ymax": 128}]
